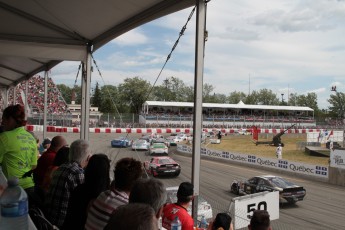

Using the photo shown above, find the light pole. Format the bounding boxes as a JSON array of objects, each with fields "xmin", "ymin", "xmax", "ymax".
[{"xmin": 281, "ymin": 93, "xmax": 284, "ymax": 103}]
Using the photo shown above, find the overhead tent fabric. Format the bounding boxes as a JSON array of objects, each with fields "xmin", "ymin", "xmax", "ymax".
[
  {"xmin": 144, "ymin": 101, "xmax": 314, "ymax": 112},
  {"xmin": 0, "ymin": 0, "xmax": 195, "ymax": 87}
]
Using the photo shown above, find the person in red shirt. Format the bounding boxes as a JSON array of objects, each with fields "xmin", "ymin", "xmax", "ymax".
[
  {"xmin": 34, "ymin": 135, "xmax": 67, "ymax": 189},
  {"xmin": 162, "ymin": 182, "xmax": 194, "ymax": 230}
]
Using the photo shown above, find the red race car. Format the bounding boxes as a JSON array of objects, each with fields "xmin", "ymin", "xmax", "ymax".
[{"xmin": 144, "ymin": 156, "xmax": 181, "ymax": 177}]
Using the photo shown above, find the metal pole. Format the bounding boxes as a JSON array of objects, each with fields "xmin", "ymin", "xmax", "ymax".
[
  {"xmin": 12, "ymin": 85, "xmax": 16, "ymax": 104},
  {"xmin": 43, "ymin": 71, "xmax": 48, "ymax": 139},
  {"xmin": 80, "ymin": 45, "xmax": 92, "ymax": 140},
  {"xmin": 192, "ymin": 0, "xmax": 206, "ymax": 224},
  {"xmin": 25, "ymin": 81, "xmax": 29, "ymax": 119}
]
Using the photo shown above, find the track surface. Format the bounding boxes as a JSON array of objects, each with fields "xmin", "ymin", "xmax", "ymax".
[{"xmin": 42, "ymin": 132, "xmax": 345, "ymax": 230}]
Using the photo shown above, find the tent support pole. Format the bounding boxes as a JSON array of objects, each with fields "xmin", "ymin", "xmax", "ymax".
[
  {"xmin": 192, "ymin": 0, "xmax": 206, "ymax": 223},
  {"xmin": 43, "ymin": 71, "xmax": 48, "ymax": 139},
  {"xmin": 80, "ymin": 45, "xmax": 92, "ymax": 140}
]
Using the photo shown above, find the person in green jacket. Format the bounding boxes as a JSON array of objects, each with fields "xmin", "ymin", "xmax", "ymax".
[{"xmin": 0, "ymin": 104, "xmax": 38, "ymax": 206}]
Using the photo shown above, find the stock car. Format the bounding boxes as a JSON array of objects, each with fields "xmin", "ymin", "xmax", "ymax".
[
  {"xmin": 149, "ymin": 143, "xmax": 168, "ymax": 155},
  {"xmin": 111, "ymin": 137, "xmax": 131, "ymax": 148},
  {"xmin": 144, "ymin": 156, "xmax": 181, "ymax": 177},
  {"xmin": 131, "ymin": 139, "xmax": 150, "ymax": 151},
  {"xmin": 166, "ymin": 186, "xmax": 213, "ymax": 221},
  {"xmin": 230, "ymin": 175, "xmax": 306, "ymax": 204}
]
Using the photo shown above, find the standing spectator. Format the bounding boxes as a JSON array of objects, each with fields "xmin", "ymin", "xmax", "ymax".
[
  {"xmin": 34, "ymin": 135, "xmax": 67, "ymax": 190},
  {"xmin": 0, "ymin": 104, "xmax": 38, "ymax": 206},
  {"xmin": 248, "ymin": 210, "xmax": 272, "ymax": 230},
  {"xmin": 63, "ymin": 153, "xmax": 111, "ymax": 230},
  {"xmin": 45, "ymin": 139, "xmax": 91, "ymax": 228},
  {"xmin": 85, "ymin": 157, "xmax": 143, "ymax": 230},
  {"xmin": 276, "ymin": 144, "xmax": 282, "ymax": 159},
  {"xmin": 104, "ymin": 203, "xmax": 159, "ymax": 230},
  {"xmin": 162, "ymin": 182, "xmax": 194, "ymax": 230}
]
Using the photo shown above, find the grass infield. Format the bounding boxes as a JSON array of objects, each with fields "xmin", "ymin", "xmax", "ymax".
[{"xmin": 200, "ymin": 134, "xmax": 329, "ymax": 166}]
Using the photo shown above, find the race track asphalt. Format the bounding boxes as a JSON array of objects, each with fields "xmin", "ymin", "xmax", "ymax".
[{"xmin": 39, "ymin": 132, "xmax": 345, "ymax": 230}]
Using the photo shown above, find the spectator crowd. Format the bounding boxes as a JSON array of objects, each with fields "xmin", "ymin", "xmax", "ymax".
[
  {"xmin": 0, "ymin": 104, "xmax": 274, "ymax": 230},
  {"xmin": 1, "ymin": 75, "xmax": 68, "ymax": 115}
]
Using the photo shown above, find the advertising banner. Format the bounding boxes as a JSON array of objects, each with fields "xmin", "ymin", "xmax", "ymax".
[
  {"xmin": 177, "ymin": 145, "xmax": 328, "ymax": 178},
  {"xmin": 330, "ymin": 149, "xmax": 345, "ymax": 169},
  {"xmin": 307, "ymin": 130, "xmax": 343, "ymax": 143},
  {"xmin": 228, "ymin": 191, "xmax": 279, "ymax": 230}
]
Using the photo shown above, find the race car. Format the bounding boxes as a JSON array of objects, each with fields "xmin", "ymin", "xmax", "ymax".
[
  {"xmin": 230, "ymin": 175, "xmax": 306, "ymax": 204},
  {"xmin": 149, "ymin": 143, "xmax": 168, "ymax": 155},
  {"xmin": 166, "ymin": 186, "xmax": 213, "ymax": 221},
  {"xmin": 110, "ymin": 137, "xmax": 131, "ymax": 148},
  {"xmin": 131, "ymin": 139, "xmax": 150, "ymax": 151},
  {"xmin": 144, "ymin": 156, "xmax": 180, "ymax": 177}
]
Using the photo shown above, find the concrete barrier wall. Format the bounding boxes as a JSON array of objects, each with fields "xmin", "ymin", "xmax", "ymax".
[{"xmin": 328, "ymin": 167, "xmax": 345, "ymax": 186}]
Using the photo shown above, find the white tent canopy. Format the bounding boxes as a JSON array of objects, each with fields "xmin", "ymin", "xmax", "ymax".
[
  {"xmin": 143, "ymin": 100, "xmax": 314, "ymax": 112},
  {"xmin": 0, "ymin": 0, "xmax": 194, "ymax": 87}
]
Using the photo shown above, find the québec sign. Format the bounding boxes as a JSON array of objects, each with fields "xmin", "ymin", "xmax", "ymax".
[{"xmin": 177, "ymin": 145, "xmax": 328, "ymax": 178}]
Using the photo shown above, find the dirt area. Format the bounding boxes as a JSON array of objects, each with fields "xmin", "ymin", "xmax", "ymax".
[{"xmin": 200, "ymin": 133, "xmax": 330, "ymax": 165}]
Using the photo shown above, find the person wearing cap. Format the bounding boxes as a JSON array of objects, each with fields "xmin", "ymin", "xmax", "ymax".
[
  {"xmin": 248, "ymin": 210, "xmax": 272, "ymax": 230},
  {"xmin": 39, "ymin": 138, "xmax": 51, "ymax": 155},
  {"xmin": 162, "ymin": 181, "xmax": 194, "ymax": 230},
  {"xmin": 0, "ymin": 104, "xmax": 38, "ymax": 203},
  {"xmin": 276, "ymin": 144, "xmax": 282, "ymax": 159}
]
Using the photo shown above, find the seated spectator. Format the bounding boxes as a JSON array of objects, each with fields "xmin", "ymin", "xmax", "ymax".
[
  {"xmin": 45, "ymin": 139, "xmax": 91, "ymax": 228},
  {"xmin": 34, "ymin": 135, "xmax": 67, "ymax": 189},
  {"xmin": 104, "ymin": 203, "xmax": 158, "ymax": 230},
  {"xmin": 248, "ymin": 210, "xmax": 272, "ymax": 230},
  {"xmin": 207, "ymin": 213, "xmax": 233, "ymax": 230},
  {"xmin": 41, "ymin": 146, "xmax": 70, "ymax": 193},
  {"xmin": 85, "ymin": 157, "xmax": 143, "ymax": 230},
  {"xmin": 39, "ymin": 138, "xmax": 51, "ymax": 155},
  {"xmin": 129, "ymin": 178, "xmax": 167, "ymax": 219},
  {"xmin": 162, "ymin": 182, "xmax": 194, "ymax": 230},
  {"xmin": 63, "ymin": 153, "xmax": 111, "ymax": 230}
]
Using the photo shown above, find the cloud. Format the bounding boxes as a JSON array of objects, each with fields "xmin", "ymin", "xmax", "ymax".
[
  {"xmin": 250, "ymin": 0, "xmax": 345, "ymax": 32},
  {"xmin": 110, "ymin": 29, "xmax": 148, "ymax": 46},
  {"xmin": 218, "ymin": 28, "xmax": 260, "ymax": 41}
]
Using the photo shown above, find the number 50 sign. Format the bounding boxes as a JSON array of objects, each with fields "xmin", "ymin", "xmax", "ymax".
[{"xmin": 228, "ymin": 191, "xmax": 279, "ymax": 230}]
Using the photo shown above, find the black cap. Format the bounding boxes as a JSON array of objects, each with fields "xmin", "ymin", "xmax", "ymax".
[
  {"xmin": 177, "ymin": 182, "xmax": 194, "ymax": 197},
  {"xmin": 43, "ymin": 138, "xmax": 51, "ymax": 146}
]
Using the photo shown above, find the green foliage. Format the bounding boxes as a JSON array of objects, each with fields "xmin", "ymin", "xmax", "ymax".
[
  {"xmin": 228, "ymin": 91, "xmax": 246, "ymax": 104},
  {"xmin": 328, "ymin": 92, "xmax": 345, "ymax": 118},
  {"xmin": 118, "ymin": 77, "xmax": 152, "ymax": 113},
  {"xmin": 92, "ymin": 82, "xmax": 102, "ymax": 107},
  {"xmin": 56, "ymin": 84, "xmax": 72, "ymax": 104}
]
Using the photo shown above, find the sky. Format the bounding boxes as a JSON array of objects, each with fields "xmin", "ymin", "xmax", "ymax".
[{"xmin": 49, "ymin": 0, "xmax": 345, "ymax": 110}]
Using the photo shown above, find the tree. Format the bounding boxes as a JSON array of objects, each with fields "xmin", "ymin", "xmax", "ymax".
[
  {"xmin": 99, "ymin": 85, "xmax": 120, "ymax": 113},
  {"xmin": 328, "ymin": 92, "xmax": 345, "ymax": 118},
  {"xmin": 56, "ymin": 84, "xmax": 72, "ymax": 104},
  {"xmin": 288, "ymin": 93, "xmax": 298, "ymax": 106},
  {"xmin": 297, "ymin": 92, "xmax": 318, "ymax": 111},
  {"xmin": 203, "ymin": 83, "xmax": 214, "ymax": 102},
  {"xmin": 256, "ymin": 89, "xmax": 280, "ymax": 105},
  {"xmin": 92, "ymin": 82, "xmax": 102, "ymax": 108},
  {"xmin": 245, "ymin": 91, "xmax": 259, "ymax": 104},
  {"xmin": 228, "ymin": 91, "xmax": 246, "ymax": 104},
  {"xmin": 118, "ymin": 77, "xmax": 152, "ymax": 113}
]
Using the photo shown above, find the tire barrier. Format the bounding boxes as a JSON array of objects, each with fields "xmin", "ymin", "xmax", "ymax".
[{"xmin": 25, "ymin": 125, "xmax": 323, "ymax": 134}]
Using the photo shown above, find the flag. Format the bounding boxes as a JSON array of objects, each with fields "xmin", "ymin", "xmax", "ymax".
[{"xmin": 327, "ymin": 130, "xmax": 333, "ymax": 140}]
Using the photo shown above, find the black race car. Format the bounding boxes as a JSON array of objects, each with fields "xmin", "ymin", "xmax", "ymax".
[{"xmin": 230, "ymin": 175, "xmax": 306, "ymax": 204}]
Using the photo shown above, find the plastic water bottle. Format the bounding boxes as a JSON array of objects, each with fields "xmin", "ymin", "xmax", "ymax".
[
  {"xmin": 199, "ymin": 215, "xmax": 208, "ymax": 229},
  {"xmin": 0, "ymin": 166, "xmax": 8, "ymax": 196},
  {"xmin": 0, "ymin": 177, "xmax": 28, "ymax": 230},
  {"xmin": 171, "ymin": 216, "xmax": 181, "ymax": 230}
]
